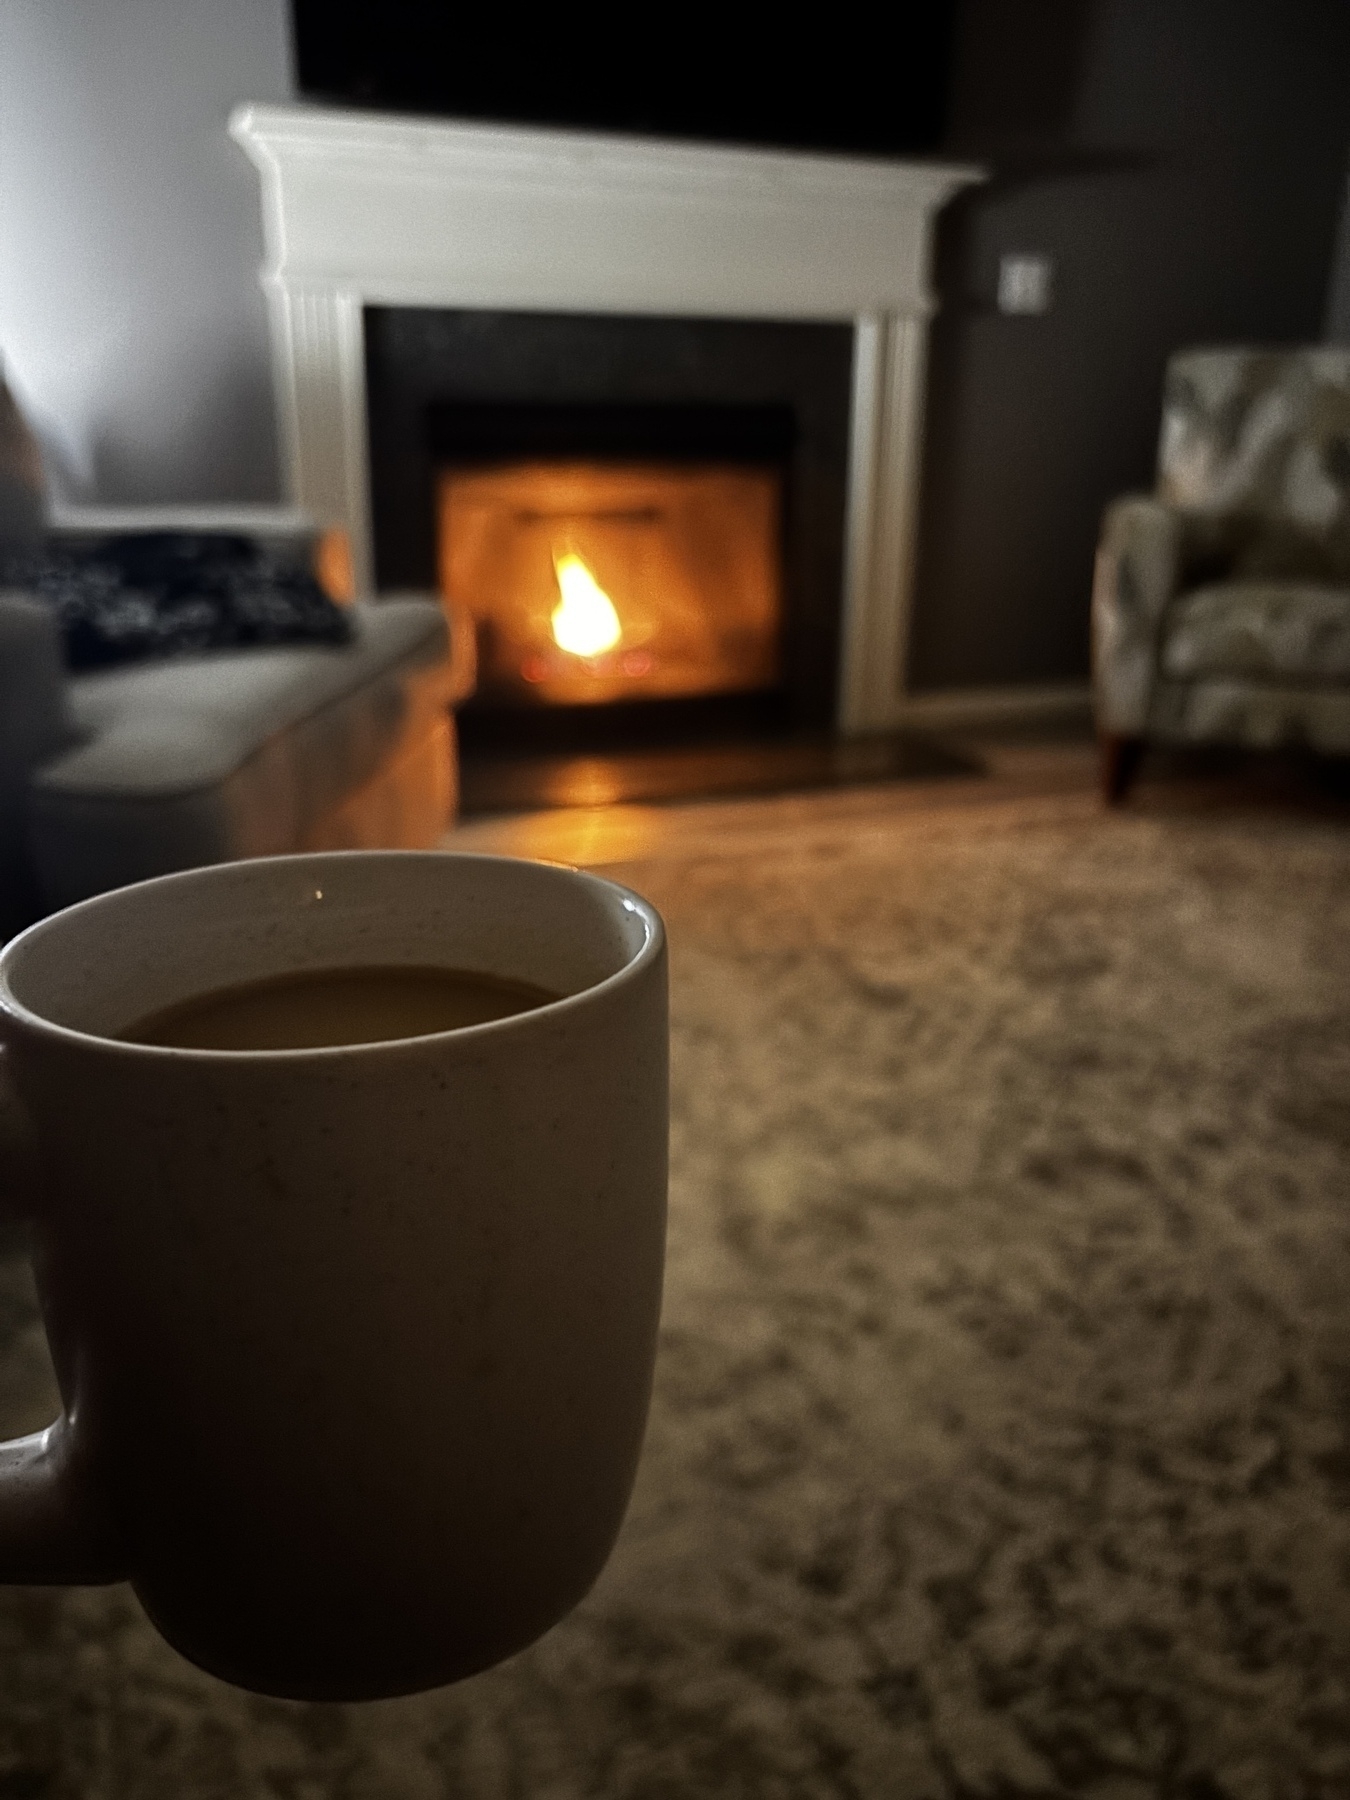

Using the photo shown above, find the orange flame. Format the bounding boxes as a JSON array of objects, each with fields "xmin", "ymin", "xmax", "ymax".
[{"xmin": 551, "ymin": 553, "xmax": 622, "ymax": 657}]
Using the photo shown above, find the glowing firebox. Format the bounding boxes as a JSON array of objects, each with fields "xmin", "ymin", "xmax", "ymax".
[{"xmin": 438, "ymin": 462, "xmax": 782, "ymax": 707}]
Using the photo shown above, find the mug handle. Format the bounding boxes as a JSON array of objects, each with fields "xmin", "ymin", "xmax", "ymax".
[{"xmin": 0, "ymin": 1045, "xmax": 125, "ymax": 1582}]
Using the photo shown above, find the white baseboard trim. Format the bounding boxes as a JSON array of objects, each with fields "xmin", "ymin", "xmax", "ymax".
[{"xmin": 887, "ymin": 683, "xmax": 1094, "ymax": 733}]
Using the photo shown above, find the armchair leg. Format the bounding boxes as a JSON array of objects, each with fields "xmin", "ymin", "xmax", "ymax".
[{"xmin": 1100, "ymin": 733, "xmax": 1144, "ymax": 805}]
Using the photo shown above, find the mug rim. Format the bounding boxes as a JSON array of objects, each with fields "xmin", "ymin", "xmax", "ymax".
[{"xmin": 0, "ymin": 849, "xmax": 664, "ymax": 1061}]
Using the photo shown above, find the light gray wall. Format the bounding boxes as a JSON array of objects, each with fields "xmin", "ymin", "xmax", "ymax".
[{"xmin": 0, "ymin": 0, "xmax": 293, "ymax": 503}]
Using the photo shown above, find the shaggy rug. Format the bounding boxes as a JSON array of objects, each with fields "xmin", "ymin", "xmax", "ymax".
[{"xmin": 2, "ymin": 792, "xmax": 1349, "ymax": 1798}]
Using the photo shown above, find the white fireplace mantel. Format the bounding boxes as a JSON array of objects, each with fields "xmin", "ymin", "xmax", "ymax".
[{"xmin": 231, "ymin": 103, "xmax": 982, "ymax": 733}]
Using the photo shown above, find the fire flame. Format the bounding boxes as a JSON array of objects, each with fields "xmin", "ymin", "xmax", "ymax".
[{"xmin": 551, "ymin": 553, "xmax": 622, "ymax": 658}]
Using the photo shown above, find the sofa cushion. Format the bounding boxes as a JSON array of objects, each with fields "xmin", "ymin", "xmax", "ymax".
[
  {"xmin": 28, "ymin": 597, "xmax": 451, "ymax": 907},
  {"xmin": 1160, "ymin": 581, "xmax": 1350, "ymax": 683}
]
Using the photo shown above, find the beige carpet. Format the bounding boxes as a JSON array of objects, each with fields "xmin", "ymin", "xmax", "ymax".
[{"xmin": 2, "ymin": 789, "xmax": 1349, "ymax": 1798}]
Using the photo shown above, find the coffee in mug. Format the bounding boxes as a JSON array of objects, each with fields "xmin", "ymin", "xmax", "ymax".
[
  {"xmin": 0, "ymin": 851, "xmax": 667, "ymax": 1700},
  {"xmin": 123, "ymin": 964, "xmax": 561, "ymax": 1050}
]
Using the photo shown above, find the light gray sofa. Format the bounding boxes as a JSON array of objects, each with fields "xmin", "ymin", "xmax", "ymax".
[
  {"xmin": 0, "ymin": 508, "xmax": 474, "ymax": 936},
  {"xmin": 1091, "ymin": 346, "xmax": 1350, "ymax": 800}
]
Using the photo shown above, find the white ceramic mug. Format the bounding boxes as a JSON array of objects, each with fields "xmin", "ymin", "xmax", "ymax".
[{"xmin": 0, "ymin": 851, "xmax": 667, "ymax": 1699}]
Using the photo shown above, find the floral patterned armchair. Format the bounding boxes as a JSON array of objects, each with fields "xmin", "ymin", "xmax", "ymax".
[{"xmin": 1091, "ymin": 346, "xmax": 1350, "ymax": 800}]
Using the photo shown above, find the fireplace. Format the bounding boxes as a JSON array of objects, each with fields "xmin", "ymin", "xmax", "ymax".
[
  {"xmin": 364, "ymin": 307, "xmax": 856, "ymax": 746},
  {"xmin": 230, "ymin": 104, "xmax": 982, "ymax": 740},
  {"xmin": 439, "ymin": 458, "xmax": 782, "ymax": 709},
  {"xmin": 432, "ymin": 397, "xmax": 792, "ymax": 714}
]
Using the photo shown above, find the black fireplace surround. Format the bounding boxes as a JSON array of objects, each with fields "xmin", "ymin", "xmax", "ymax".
[{"xmin": 364, "ymin": 308, "xmax": 855, "ymax": 735}]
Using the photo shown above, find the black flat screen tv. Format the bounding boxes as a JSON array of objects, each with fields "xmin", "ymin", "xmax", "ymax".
[{"xmin": 291, "ymin": 4, "xmax": 958, "ymax": 158}]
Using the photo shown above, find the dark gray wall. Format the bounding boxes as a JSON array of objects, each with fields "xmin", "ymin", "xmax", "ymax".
[
  {"xmin": 910, "ymin": 0, "xmax": 1350, "ymax": 692},
  {"xmin": 0, "ymin": 0, "xmax": 292, "ymax": 503}
]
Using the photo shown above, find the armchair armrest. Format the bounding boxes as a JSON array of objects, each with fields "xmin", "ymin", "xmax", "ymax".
[{"xmin": 1091, "ymin": 495, "xmax": 1186, "ymax": 735}]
